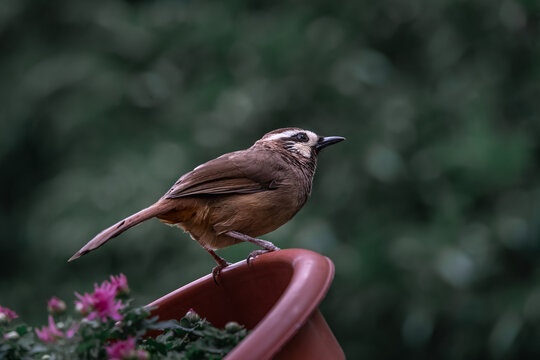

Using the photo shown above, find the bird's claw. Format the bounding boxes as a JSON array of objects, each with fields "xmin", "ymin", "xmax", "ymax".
[
  {"xmin": 212, "ymin": 261, "xmax": 231, "ymax": 285},
  {"xmin": 246, "ymin": 247, "xmax": 280, "ymax": 266}
]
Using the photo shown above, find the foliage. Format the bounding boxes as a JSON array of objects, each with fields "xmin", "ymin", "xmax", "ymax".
[{"xmin": 0, "ymin": 275, "xmax": 247, "ymax": 360}]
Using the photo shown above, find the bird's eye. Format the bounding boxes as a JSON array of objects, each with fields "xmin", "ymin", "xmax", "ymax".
[{"xmin": 292, "ymin": 132, "xmax": 309, "ymax": 142}]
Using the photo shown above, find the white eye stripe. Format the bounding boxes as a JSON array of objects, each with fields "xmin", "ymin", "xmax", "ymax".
[
  {"xmin": 264, "ymin": 130, "xmax": 318, "ymax": 142},
  {"xmin": 264, "ymin": 130, "xmax": 300, "ymax": 141}
]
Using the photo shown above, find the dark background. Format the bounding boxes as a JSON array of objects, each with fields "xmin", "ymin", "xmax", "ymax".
[{"xmin": 1, "ymin": 0, "xmax": 540, "ymax": 358}]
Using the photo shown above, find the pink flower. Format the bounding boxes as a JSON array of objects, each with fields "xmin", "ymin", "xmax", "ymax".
[
  {"xmin": 75, "ymin": 280, "xmax": 124, "ymax": 322},
  {"xmin": 0, "ymin": 305, "xmax": 18, "ymax": 322},
  {"xmin": 89, "ymin": 281, "xmax": 124, "ymax": 322},
  {"xmin": 110, "ymin": 274, "xmax": 129, "ymax": 295},
  {"xmin": 36, "ymin": 316, "xmax": 79, "ymax": 344},
  {"xmin": 74, "ymin": 292, "xmax": 93, "ymax": 316},
  {"xmin": 36, "ymin": 315, "xmax": 64, "ymax": 343},
  {"xmin": 47, "ymin": 296, "xmax": 66, "ymax": 314},
  {"xmin": 106, "ymin": 337, "xmax": 149, "ymax": 360},
  {"xmin": 106, "ymin": 337, "xmax": 135, "ymax": 360},
  {"xmin": 65, "ymin": 322, "xmax": 80, "ymax": 338},
  {"xmin": 35, "ymin": 327, "xmax": 56, "ymax": 343}
]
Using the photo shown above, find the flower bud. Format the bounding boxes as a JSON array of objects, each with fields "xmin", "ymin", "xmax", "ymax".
[
  {"xmin": 110, "ymin": 274, "xmax": 130, "ymax": 296},
  {"xmin": 75, "ymin": 302, "xmax": 91, "ymax": 316},
  {"xmin": 185, "ymin": 309, "xmax": 200, "ymax": 323},
  {"xmin": 136, "ymin": 349, "xmax": 150, "ymax": 360},
  {"xmin": 47, "ymin": 297, "xmax": 66, "ymax": 314},
  {"xmin": 225, "ymin": 321, "xmax": 242, "ymax": 333},
  {"xmin": 3, "ymin": 331, "xmax": 19, "ymax": 340},
  {"xmin": 0, "ymin": 306, "xmax": 18, "ymax": 323}
]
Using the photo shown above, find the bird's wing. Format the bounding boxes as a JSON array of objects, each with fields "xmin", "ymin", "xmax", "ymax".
[{"xmin": 164, "ymin": 149, "xmax": 281, "ymax": 198}]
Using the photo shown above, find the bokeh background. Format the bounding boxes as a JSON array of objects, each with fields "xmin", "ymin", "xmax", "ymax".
[{"xmin": 1, "ymin": 0, "xmax": 540, "ymax": 358}]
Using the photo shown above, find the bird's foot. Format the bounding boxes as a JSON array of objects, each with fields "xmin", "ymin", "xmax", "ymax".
[
  {"xmin": 224, "ymin": 231, "xmax": 280, "ymax": 265},
  {"xmin": 247, "ymin": 246, "xmax": 280, "ymax": 266},
  {"xmin": 211, "ymin": 260, "xmax": 231, "ymax": 285}
]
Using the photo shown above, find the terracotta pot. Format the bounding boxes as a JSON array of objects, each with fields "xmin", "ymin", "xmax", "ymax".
[{"xmin": 148, "ymin": 248, "xmax": 344, "ymax": 360}]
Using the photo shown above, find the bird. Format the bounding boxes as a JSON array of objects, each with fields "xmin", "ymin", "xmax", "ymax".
[{"xmin": 68, "ymin": 127, "xmax": 345, "ymax": 280}]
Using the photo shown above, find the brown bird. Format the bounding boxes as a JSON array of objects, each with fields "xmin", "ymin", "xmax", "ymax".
[{"xmin": 68, "ymin": 128, "xmax": 344, "ymax": 278}]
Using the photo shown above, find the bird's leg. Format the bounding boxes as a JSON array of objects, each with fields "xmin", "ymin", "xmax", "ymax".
[
  {"xmin": 199, "ymin": 243, "xmax": 230, "ymax": 285},
  {"xmin": 225, "ymin": 231, "xmax": 280, "ymax": 265}
]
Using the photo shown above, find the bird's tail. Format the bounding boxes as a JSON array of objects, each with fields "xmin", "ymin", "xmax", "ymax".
[{"xmin": 68, "ymin": 203, "xmax": 167, "ymax": 262}]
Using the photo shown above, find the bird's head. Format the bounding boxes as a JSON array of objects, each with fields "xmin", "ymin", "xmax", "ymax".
[{"xmin": 257, "ymin": 127, "xmax": 345, "ymax": 160}]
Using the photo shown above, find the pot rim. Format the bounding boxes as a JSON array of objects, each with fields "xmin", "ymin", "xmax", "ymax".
[{"xmin": 225, "ymin": 248, "xmax": 335, "ymax": 359}]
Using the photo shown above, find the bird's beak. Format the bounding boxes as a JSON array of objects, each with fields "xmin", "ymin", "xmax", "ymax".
[{"xmin": 315, "ymin": 136, "xmax": 346, "ymax": 152}]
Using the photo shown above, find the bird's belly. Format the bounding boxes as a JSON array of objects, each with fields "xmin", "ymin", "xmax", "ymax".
[{"xmin": 210, "ymin": 190, "xmax": 305, "ymax": 239}]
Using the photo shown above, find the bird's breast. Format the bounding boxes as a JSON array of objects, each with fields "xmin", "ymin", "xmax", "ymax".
[{"xmin": 210, "ymin": 183, "xmax": 308, "ymax": 237}]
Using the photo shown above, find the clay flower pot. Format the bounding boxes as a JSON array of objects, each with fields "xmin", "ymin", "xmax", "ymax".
[{"xmin": 148, "ymin": 248, "xmax": 344, "ymax": 360}]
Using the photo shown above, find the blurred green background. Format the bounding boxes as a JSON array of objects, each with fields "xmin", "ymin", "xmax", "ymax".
[{"xmin": 1, "ymin": 0, "xmax": 540, "ymax": 358}]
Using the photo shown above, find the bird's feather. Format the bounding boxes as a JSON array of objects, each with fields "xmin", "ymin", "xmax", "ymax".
[{"xmin": 164, "ymin": 149, "xmax": 282, "ymax": 198}]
